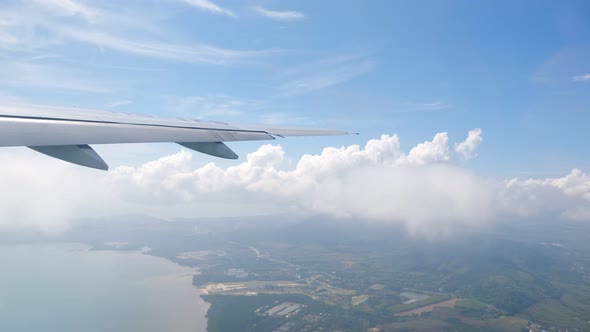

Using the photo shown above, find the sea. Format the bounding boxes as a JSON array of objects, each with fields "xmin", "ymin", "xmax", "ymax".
[{"xmin": 0, "ymin": 243, "xmax": 209, "ymax": 332}]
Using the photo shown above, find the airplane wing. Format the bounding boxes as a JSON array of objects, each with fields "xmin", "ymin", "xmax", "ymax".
[{"xmin": 0, "ymin": 103, "xmax": 352, "ymax": 170}]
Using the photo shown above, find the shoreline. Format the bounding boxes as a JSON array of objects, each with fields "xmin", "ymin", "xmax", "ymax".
[
  {"xmin": 87, "ymin": 243, "xmax": 213, "ymax": 332},
  {"xmin": 0, "ymin": 242, "xmax": 212, "ymax": 332},
  {"xmin": 127, "ymin": 248, "xmax": 213, "ymax": 332}
]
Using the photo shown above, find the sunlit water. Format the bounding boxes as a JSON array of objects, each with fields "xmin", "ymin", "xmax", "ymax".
[{"xmin": 0, "ymin": 243, "xmax": 209, "ymax": 332}]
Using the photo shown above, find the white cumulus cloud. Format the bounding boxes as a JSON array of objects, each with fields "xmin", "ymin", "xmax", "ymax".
[
  {"xmin": 498, "ymin": 169, "xmax": 590, "ymax": 219},
  {"xmin": 454, "ymin": 128, "xmax": 483, "ymax": 160},
  {"xmin": 406, "ymin": 132, "xmax": 451, "ymax": 165},
  {"xmin": 100, "ymin": 131, "xmax": 495, "ymax": 236},
  {"xmin": 1, "ymin": 129, "xmax": 590, "ymax": 236}
]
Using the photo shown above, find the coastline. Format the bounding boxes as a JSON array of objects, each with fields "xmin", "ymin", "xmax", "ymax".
[
  {"xmin": 0, "ymin": 242, "xmax": 212, "ymax": 332},
  {"xmin": 87, "ymin": 244, "xmax": 213, "ymax": 332},
  {"xmin": 126, "ymin": 248, "xmax": 212, "ymax": 332}
]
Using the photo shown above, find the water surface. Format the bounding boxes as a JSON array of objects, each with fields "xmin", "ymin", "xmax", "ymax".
[{"xmin": 0, "ymin": 243, "xmax": 209, "ymax": 332}]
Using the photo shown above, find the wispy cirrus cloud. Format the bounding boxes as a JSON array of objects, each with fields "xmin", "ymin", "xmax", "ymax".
[
  {"xmin": 107, "ymin": 100, "xmax": 133, "ymax": 108},
  {"xmin": 172, "ymin": 94, "xmax": 261, "ymax": 118},
  {"xmin": 0, "ymin": 0, "xmax": 274, "ymax": 65},
  {"xmin": 32, "ymin": 0, "xmax": 100, "ymax": 22},
  {"xmin": 183, "ymin": 0, "xmax": 235, "ymax": 17},
  {"xmin": 280, "ymin": 56, "xmax": 376, "ymax": 96},
  {"xmin": 60, "ymin": 27, "xmax": 278, "ymax": 65},
  {"xmin": 395, "ymin": 100, "xmax": 450, "ymax": 112},
  {"xmin": 411, "ymin": 101, "xmax": 450, "ymax": 111},
  {"xmin": 0, "ymin": 61, "xmax": 110, "ymax": 93},
  {"xmin": 533, "ymin": 46, "xmax": 590, "ymax": 84},
  {"xmin": 573, "ymin": 73, "xmax": 590, "ymax": 82},
  {"xmin": 257, "ymin": 112, "xmax": 313, "ymax": 126},
  {"xmin": 254, "ymin": 6, "xmax": 304, "ymax": 21},
  {"xmin": 167, "ymin": 95, "xmax": 314, "ymax": 125}
]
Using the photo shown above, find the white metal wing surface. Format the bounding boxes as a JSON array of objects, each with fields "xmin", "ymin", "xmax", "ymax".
[{"xmin": 0, "ymin": 104, "xmax": 352, "ymax": 170}]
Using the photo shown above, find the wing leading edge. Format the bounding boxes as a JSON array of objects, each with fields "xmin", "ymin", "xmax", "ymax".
[{"xmin": 0, "ymin": 104, "xmax": 352, "ymax": 170}]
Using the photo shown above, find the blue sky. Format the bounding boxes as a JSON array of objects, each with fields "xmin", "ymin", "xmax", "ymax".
[{"xmin": 1, "ymin": 0, "xmax": 589, "ymax": 177}]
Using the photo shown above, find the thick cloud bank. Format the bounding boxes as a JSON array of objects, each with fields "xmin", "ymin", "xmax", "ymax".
[
  {"xmin": 498, "ymin": 169, "xmax": 590, "ymax": 221},
  {"xmin": 1, "ymin": 128, "xmax": 590, "ymax": 234},
  {"xmin": 107, "ymin": 131, "xmax": 492, "ymax": 234}
]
